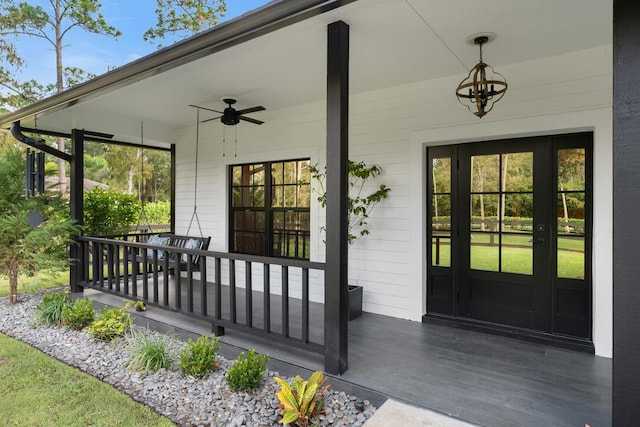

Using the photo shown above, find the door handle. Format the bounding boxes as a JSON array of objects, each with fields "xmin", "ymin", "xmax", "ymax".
[{"xmin": 528, "ymin": 238, "xmax": 545, "ymax": 244}]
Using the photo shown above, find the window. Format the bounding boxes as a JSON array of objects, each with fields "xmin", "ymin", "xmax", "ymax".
[{"xmin": 230, "ymin": 159, "xmax": 311, "ymax": 259}]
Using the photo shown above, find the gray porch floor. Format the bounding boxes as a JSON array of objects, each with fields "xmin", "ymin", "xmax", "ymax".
[{"xmin": 85, "ymin": 278, "xmax": 611, "ymax": 427}]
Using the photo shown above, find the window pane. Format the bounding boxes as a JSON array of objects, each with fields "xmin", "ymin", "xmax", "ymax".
[
  {"xmin": 503, "ymin": 152, "xmax": 533, "ymax": 192},
  {"xmin": 232, "ymin": 166, "xmax": 242, "ymax": 185},
  {"xmin": 558, "ymin": 236, "xmax": 584, "ymax": 279},
  {"xmin": 284, "ymin": 186, "xmax": 297, "ymax": 208},
  {"xmin": 299, "ymin": 161, "xmax": 310, "ymax": 183},
  {"xmin": 503, "ymin": 193, "xmax": 533, "ymax": 233},
  {"xmin": 272, "ymin": 162, "xmax": 283, "ymax": 185},
  {"xmin": 432, "ymin": 195, "xmax": 451, "ymax": 221},
  {"xmin": 470, "ymin": 232, "xmax": 499, "ymax": 271},
  {"xmin": 471, "ymin": 154, "xmax": 499, "ymax": 193},
  {"xmin": 432, "ymin": 235, "xmax": 450, "ymax": 267},
  {"xmin": 557, "ymin": 193, "xmax": 585, "ymax": 280},
  {"xmin": 502, "ymin": 234, "xmax": 533, "ymax": 275},
  {"xmin": 432, "ymin": 157, "xmax": 451, "ymax": 193},
  {"xmin": 558, "ymin": 148, "xmax": 586, "ymax": 191},
  {"xmin": 253, "ymin": 186, "xmax": 265, "ymax": 207},
  {"xmin": 471, "ymin": 194, "xmax": 499, "ymax": 231}
]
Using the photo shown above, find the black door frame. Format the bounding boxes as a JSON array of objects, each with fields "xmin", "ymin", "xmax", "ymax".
[{"xmin": 426, "ymin": 132, "xmax": 593, "ymax": 348}]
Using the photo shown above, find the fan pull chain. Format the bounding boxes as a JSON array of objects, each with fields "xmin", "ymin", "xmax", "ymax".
[
  {"xmin": 222, "ymin": 126, "xmax": 226, "ymax": 157},
  {"xmin": 234, "ymin": 126, "xmax": 238, "ymax": 158}
]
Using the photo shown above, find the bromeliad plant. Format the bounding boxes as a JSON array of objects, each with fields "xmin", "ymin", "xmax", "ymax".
[
  {"xmin": 274, "ymin": 371, "xmax": 330, "ymax": 427},
  {"xmin": 310, "ymin": 161, "xmax": 390, "ymax": 245}
]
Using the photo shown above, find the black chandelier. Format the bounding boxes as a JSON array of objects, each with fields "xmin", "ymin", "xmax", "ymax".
[{"xmin": 455, "ymin": 35, "xmax": 508, "ymax": 118}]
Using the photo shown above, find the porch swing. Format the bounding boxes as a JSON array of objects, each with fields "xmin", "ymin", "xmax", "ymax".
[{"xmin": 132, "ymin": 116, "xmax": 210, "ymax": 274}]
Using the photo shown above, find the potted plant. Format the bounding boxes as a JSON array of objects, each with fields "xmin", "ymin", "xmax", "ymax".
[{"xmin": 311, "ymin": 161, "xmax": 391, "ymax": 321}]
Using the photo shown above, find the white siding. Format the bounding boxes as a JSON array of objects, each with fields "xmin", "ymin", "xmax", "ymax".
[{"xmin": 173, "ymin": 45, "xmax": 613, "ymax": 357}]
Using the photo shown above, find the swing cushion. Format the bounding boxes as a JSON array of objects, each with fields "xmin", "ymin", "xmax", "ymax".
[
  {"xmin": 147, "ymin": 235, "xmax": 170, "ymax": 260},
  {"xmin": 181, "ymin": 238, "xmax": 202, "ymax": 263}
]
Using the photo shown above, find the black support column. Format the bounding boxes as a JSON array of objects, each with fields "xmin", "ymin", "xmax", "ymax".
[
  {"xmin": 69, "ymin": 129, "xmax": 85, "ymax": 293},
  {"xmin": 324, "ymin": 20, "xmax": 349, "ymax": 375},
  {"xmin": 613, "ymin": 0, "xmax": 640, "ymax": 423},
  {"xmin": 170, "ymin": 144, "xmax": 176, "ymax": 234}
]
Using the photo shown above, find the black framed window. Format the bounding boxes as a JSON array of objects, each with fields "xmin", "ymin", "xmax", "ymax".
[{"xmin": 230, "ymin": 159, "xmax": 311, "ymax": 259}]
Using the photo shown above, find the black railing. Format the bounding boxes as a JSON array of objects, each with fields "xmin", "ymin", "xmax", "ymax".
[{"xmin": 76, "ymin": 235, "xmax": 325, "ymax": 354}]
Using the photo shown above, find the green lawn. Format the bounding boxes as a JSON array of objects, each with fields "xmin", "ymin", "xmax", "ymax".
[
  {"xmin": 433, "ymin": 234, "xmax": 584, "ymax": 279},
  {"xmin": 0, "ymin": 269, "xmax": 68, "ymax": 297},
  {"xmin": 0, "ymin": 333, "xmax": 175, "ymax": 427}
]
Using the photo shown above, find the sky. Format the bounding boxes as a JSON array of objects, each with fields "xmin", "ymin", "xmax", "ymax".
[{"xmin": 8, "ymin": 0, "xmax": 272, "ymax": 87}]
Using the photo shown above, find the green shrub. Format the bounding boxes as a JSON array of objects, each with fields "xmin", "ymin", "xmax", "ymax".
[
  {"xmin": 88, "ymin": 301, "xmax": 134, "ymax": 341},
  {"xmin": 83, "ymin": 188, "xmax": 141, "ymax": 236},
  {"xmin": 36, "ymin": 291, "xmax": 69, "ymax": 325},
  {"xmin": 127, "ymin": 329, "xmax": 174, "ymax": 373},
  {"xmin": 275, "ymin": 371, "xmax": 329, "ymax": 427},
  {"xmin": 178, "ymin": 334, "xmax": 220, "ymax": 378},
  {"xmin": 226, "ymin": 349, "xmax": 269, "ymax": 391},
  {"xmin": 61, "ymin": 298, "xmax": 95, "ymax": 330}
]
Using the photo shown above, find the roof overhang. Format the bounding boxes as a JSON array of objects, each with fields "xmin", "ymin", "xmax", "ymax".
[{"xmin": 0, "ymin": 0, "xmax": 612, "ymax": 147}]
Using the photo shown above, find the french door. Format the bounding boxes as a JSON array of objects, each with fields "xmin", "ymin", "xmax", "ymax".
[{"xmin": 427, "ymin": 133, "xmax": 592, "ymax": 340}]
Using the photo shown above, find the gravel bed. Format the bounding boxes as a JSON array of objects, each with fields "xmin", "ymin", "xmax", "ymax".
[{"xmin": 0, "ymin": 290, "xmax": 376, "ymax": 426}]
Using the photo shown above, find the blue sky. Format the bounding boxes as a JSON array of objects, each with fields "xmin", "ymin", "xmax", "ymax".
[{"xmin": 9, "ymin": 0, "xmax": 271, "ymax": 86}]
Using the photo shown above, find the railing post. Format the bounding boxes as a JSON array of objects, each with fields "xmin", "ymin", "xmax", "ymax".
[{"xmin": 69, "ymin": 129, "xmax": 84, "ymax": 294}]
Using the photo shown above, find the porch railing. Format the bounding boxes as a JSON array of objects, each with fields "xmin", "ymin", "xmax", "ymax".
[{"xmin": 75, "ymin": 235, "xmax": 325, "ymax": 354}]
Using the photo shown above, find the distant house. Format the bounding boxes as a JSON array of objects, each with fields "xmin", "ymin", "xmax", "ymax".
[{"xmin": 1, "ymin": 0, "xmax": 638, "ymax": 423}]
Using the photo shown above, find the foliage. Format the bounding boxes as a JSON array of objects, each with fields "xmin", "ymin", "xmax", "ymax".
[
  {"xmin": 310, "ymin": 161, "xmax": 391, "ymax": 244},
  {"xmin": 0, "ymin": 333, "xmax": 175, "ymax": 426},
  {"xmin": 84, "ymin": 187, "xmax": 141, "ymax": 236},
  {"xmin": 274, "ymin": 371, "xmax": 330, "ymax": 427},
  {"xmin": 61, "ymin": 298, "xmax": 94, "ymax": 330},
  {"xmin": 88, "ymin": 302, "xmax": 134, "ymax": 341},
  {"xmin": 35, "ymin": 291, "xmax": 69, "ymax": 325},
  {"xmin": 134, "ymin": 300, "xmax": 146, "ymax": 312},
  {"xmin": 0, "ymin": 144, "xmax": 80, "ymax": 304},
  {"xmin": 126, "ymin": 329, "xmax": 174, "ymax": 373},
  {"xmin": 178, "ymin": 334, "xmax": 220, "ymax": 378},
  {"xmin": 225, "ymin": 349, "xmax": 269, "ymax": 391},
  {"xmin": 144, "ymin": 0, "xmax": 227, "ymax": 47},
  {"xmin": 139, "ymin": 201, "xmax": 171, "ymax": 225}
]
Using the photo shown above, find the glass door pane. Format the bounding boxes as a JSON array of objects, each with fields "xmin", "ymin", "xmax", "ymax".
[{"xmin": 432, "ymin": 157, "xmax": 451, "ymax": 267}]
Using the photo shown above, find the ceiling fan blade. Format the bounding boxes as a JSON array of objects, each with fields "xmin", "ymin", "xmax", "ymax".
[
  {"xmin": 201, "ymin": 115, "xmax": 222, "ymax": 123},
  {"xmin": 189, "ymin": 104, "xmax": 224, "ymax": 114},
  {"xmin": 235, "ymin": 106, "xmax": 265, "ymax": 115},
  {"xmin": 239, "ymin": 115, "xmax": 264, "ymax": 125}
]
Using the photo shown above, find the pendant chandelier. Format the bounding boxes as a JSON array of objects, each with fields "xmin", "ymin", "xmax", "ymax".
[{"xmin": 455, "ymin": 34, "xmax": 508, "ymax": 118}]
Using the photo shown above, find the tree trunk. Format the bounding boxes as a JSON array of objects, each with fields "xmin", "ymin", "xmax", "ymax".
[
  {"xmin": 55, "ymin": 1, "xmax": 67, "ymax": 197},
  {"xmin": 8, "ymin": 267, "xmax": 18, "ymax": 304},
  {"xmin": 561, "ymin": 183, "xmax": 571, "ymax": 233}
]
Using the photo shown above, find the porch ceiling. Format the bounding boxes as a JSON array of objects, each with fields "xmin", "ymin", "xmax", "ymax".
[{"xmin": 2, "ymin": 0, "xmax": 611, "ymax": 147}]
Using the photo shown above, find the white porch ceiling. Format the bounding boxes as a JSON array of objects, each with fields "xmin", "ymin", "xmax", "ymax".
[{"xmin": 10, "ymin": 0, "xmax": 612, "ymax": 146}]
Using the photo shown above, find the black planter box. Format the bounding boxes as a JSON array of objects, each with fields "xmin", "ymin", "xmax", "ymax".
[{"xmin": 349, "ymin": 285, "xmax": 363, "ymax": 320}]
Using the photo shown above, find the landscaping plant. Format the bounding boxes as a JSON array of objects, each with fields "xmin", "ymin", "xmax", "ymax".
[
  {"xmin": 226, "ymin": 349, "xmax": 269, "ymax": 391},
  {"xmin": 35, "ymin": 291, "xmax": 69, "ymax": 325},
  {"xmin": 274, "ymin": 371, "xmax": 329, "ymax": 427},
  {"xmin": 178, "ymin": 334, "xmax": 220, "ymax": 378},
  {"xmin": 310, "ymin": 161, "xmax": 390, "ymax": 245},
  {"xmin": 61, "ymin": 298, "xmax": 94, "ymax": 330},
  {"xmin": 88, "ymin": 301, "xmax": 134, "ymax": 341},
  {"xmin": 127, "ymin": 329, "xmax": 174, "ymax": 373}
]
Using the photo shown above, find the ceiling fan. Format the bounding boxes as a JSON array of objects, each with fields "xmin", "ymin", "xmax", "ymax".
[{"xmin": 190, "ymin": 98, "xmax": 265, "ymax": 125}]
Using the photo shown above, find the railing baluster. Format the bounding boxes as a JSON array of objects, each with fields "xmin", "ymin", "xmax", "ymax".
[
  {"xmin": 263, "ymin": 264, "xmax": 270, "ymax": 333},
  {"xmin": 230, "ymin": 259, "xmax": 236, "ymax": 324},
  {"xmin": 246, "ymin": 261, "xmax": 252, "ymax": 327},
  {"xmin": 132, "ymin": 246, "xmax": 138, "ymax": 298},
  {"xmin": 282, "ymin": 265, "xmax": 289, "ymax": 338},
  {"xmin": 200, "ymin": 256, "xmax": 207, "ymax": 317},
  {"xmin": 152, "ymin": 250, "xmax": 159, "ymax": 303},
  {"xmin": 115, "ymin": 245, "xmax": 121, "ymax": 292},
  {"xmin": 175, "ymin": 252, "xmax": 182, "ymax": 310},
  {"xmin": 142, "ymin": 252, "xmax": 149, "ymax": 301},
  {"xmin": 106, "ymin": 244, "xmax": 114, "ymax": 290},
  {"xmin": 161, "ymin": 253, "xmax": 169, "ymax": 305},
  {"xmin": 302, "ymin": 267, "xmax": 309, "ymax": 343},
  {"xmin": 123, "ymin": 245, "xmax": 130, "ymax": 295},
  {"xmin": 214, "ymin": 257, "xmax": 223, "ymax": 335},
  {"xmin": 187, "ymin": 255, "xmax": 194, "ymax": 313}
]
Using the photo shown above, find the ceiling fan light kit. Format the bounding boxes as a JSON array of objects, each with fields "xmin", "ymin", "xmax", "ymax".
[{"xmin": 455, "ymin": 33, "xmax": 508, "ymax": 118}]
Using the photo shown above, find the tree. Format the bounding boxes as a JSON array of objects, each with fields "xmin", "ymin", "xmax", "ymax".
[
  {"xmin": 0, "ymin": 142, "xmax": 79, "ymax": 304},
  {"xmin": 144, "ymin": 0, "xmax": 226, "ymax": 47},
  {"xmin": 0, "ymin": 0, "xmax": 121, "ymax": 195}
]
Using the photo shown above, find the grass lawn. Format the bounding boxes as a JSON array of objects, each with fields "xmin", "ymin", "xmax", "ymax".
[
  {"xmin": 0, "ymin": 333, "xmax": 175, "ymax": 427},
  {"xmin": 0, "ymin": 269, "xmax": 69, "ymax": 297}
]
